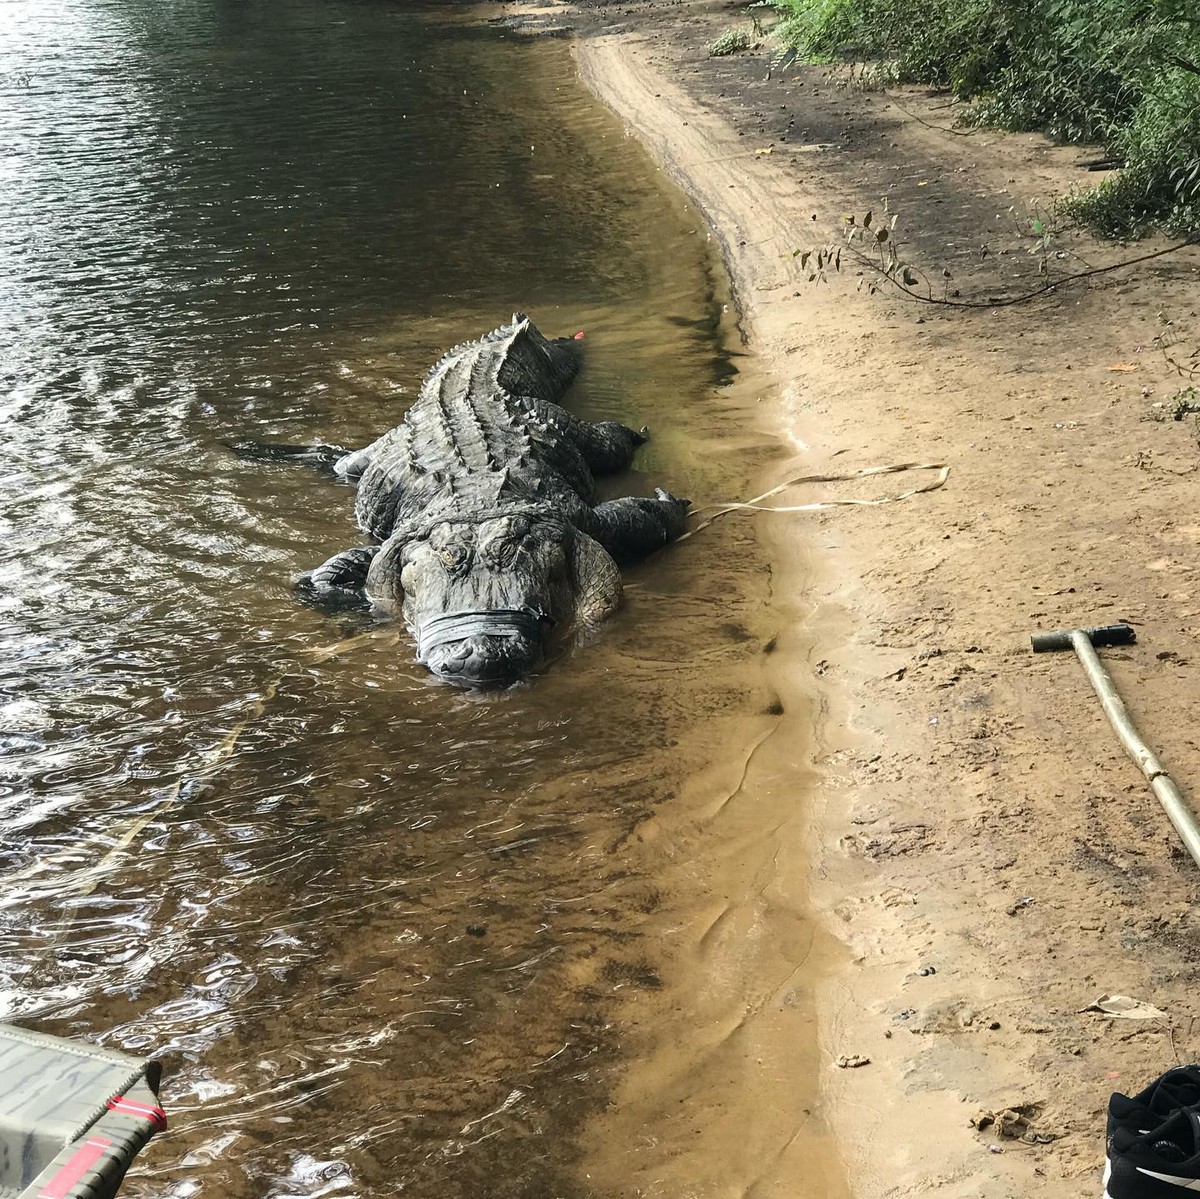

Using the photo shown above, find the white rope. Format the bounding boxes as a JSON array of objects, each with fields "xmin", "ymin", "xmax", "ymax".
[{"xmin": 677, "ymin": 461, "xmax": 950, "ymax": 541}]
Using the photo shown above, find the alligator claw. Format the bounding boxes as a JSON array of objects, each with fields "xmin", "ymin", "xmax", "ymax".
[{"xmin": 654, "ymin": 486, "xmax": 691, "ymax": 510}]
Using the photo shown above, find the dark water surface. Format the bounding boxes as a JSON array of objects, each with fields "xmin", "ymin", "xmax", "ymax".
[{"xmin": 0, "ymin": 3, "xmax": 777, "ymax": 1195}]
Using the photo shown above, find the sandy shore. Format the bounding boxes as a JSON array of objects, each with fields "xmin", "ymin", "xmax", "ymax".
[{"xmin": 507, "ymin": 1, "xmax": 1200, "ymax": 1194}]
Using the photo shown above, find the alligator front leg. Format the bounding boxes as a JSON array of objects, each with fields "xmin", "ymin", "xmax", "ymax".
[
  {"xmin": 296, "ymin": 546, "xmax": 379, "ymax": 609},
  {"xmin": 589, "ymin": 488, "xmax": 690, "ymax": 562},
  {"xmin": 229, "ymin": 441, "xmax": 353, "ymax": 472},
  {"xmin": 570, "ymin": 530, "xmax": 624, "ymax": 632}
]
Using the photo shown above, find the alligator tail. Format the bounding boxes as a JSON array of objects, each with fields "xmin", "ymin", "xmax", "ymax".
[{"xmin": 510, "ymin": 312, "xmax": 585, "ymax": 396}]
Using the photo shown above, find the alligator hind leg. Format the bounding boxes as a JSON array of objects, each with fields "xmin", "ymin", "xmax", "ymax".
[
  {"xmin": 534, "ymin": 401, "xmax": 647, "ymax": 475},
  {"xmin": 576, "ymin": 419, "xmax": 649, "ymax": 474},
  {"xmin": 296, "ymin": 546, "xmax": 379, "ymax": 609},
  {"xmin": 589, "ymin": 488, "xmax": 690, "ymax": 562}
]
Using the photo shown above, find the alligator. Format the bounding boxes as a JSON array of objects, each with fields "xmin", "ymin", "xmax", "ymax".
[{"xmin": 237, "ymin": 314, "xmax": 689, "ymax": 686}]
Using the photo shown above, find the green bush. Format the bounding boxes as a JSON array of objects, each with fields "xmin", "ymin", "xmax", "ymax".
[
  {"xmin": 771, "ymin": 0, "xmax": 1200, "ymax": 235},
  {"xmin": 709, "ymin": 27, "xmax": 754, "ymax": 56}
]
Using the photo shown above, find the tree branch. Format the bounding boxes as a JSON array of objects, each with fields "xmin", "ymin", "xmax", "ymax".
[{"xmin": 843, "ymin": 236, "xmax": 1200, "ymax": 309}]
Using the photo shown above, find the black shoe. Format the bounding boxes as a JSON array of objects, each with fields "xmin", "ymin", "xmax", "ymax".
[
  {"xmin": 1110, "ymin": 1067, "xmax": 1200, "ymax": 1139},
  {"xmin": 1106, "ymin": 1107, "xmax": 1200, "ymax": 1197}
]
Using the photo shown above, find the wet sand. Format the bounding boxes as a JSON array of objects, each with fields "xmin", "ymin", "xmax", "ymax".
[{"xmin": 569, "ymin": 32, "xmax": 855, "ymax": 1199}]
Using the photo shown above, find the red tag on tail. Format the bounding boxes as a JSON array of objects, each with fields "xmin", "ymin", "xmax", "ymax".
[{"xmin": 573, "ymin": 331, "xmax": 585, "ymax": 340}]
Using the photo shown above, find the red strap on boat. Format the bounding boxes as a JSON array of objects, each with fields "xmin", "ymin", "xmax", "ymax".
[
  {"xmin": 107, "ymin": 1094, "xmax": 168, "ymax": 1131},
  {"xmin": 39, "ymin": 1137, "xmax": 112, "ymax": 1199}
]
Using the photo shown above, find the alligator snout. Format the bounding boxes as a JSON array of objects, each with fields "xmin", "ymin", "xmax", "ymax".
[{"xmin": 424, "ymin": 632, "xmax": 542, "ymax": 688}]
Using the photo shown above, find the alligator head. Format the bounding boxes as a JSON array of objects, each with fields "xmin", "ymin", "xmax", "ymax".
[{"xmin": 366, "ymin": 507, "xmax": 621, "ymax": 688}]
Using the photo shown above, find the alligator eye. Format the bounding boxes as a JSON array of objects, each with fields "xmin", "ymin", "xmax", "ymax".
[{"xmin": 480, "ymin": 536, "xmax": 521, "ymax": 569}]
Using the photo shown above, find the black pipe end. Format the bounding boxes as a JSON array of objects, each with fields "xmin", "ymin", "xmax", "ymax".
[{"xmin": 1031, "ymin": 623, "xmax": 1137, "ymax": 653}]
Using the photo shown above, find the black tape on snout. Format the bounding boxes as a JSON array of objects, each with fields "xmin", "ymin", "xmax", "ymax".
[{"xmin": 416, "ymin": 608, "xmax": 551, "ymax": 662}]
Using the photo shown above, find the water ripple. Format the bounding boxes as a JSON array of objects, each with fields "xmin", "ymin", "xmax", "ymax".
[{"xmin": 0, "ymin": 1, "xmax": 752, "ymax": 1196}]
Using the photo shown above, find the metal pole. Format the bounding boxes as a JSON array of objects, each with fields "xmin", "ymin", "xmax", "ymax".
[{"xmin": 1069, "ymin": 628, "xmax": 1200, "ymax": 869}]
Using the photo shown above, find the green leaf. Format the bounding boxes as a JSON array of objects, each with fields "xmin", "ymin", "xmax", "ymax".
[
  {"xmin": 863, "ymin": 210, "xmax": 873, "ymax": 229},
  {"xmin": 876, "ymin": 227, "xmax": 889, "ymax": 242}
]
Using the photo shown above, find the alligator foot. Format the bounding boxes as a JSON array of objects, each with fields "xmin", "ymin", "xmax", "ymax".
[
  {"xmin": 570, "ymin": 420, "xmax": 647, "ymax": 474},
  {"xmin": 228, "ymin": 441, "xmax": 352, "ymax": 472},
  {"xmin": 296, "ymin": 546, "xmax": 379, "ymax": 610},
  {"xmin": 590, "ymin": 488, "xmax": 690, "ymax": 562},
  {"xmin": 534, "ymin": 399, "xmax": 646, "ymax": 475}
]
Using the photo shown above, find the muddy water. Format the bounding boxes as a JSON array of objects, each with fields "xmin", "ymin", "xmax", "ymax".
[{"xmin": 0, "ymin": 3, "xmax": 797, "ymax": 1196}]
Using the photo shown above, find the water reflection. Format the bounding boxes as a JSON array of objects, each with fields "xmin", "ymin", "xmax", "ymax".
[{"xmin": 1, "ymin": 1, "xmax": 773, "ymax": 1195}]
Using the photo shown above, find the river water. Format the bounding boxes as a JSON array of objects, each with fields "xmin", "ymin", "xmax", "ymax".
[{"xmin": 0, "ymin": 3, "xmax": 788, "ymax": 1196}]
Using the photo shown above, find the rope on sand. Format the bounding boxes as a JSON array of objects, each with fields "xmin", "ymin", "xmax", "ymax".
[{"xmin": 677, "ymin": 461, "xmax": 950, "ymax": 541}]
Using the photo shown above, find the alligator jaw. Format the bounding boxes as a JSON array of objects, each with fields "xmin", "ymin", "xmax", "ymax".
[{"xmin": 417, "ymin": 608, "xmax": 549, "ymax": 688}]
